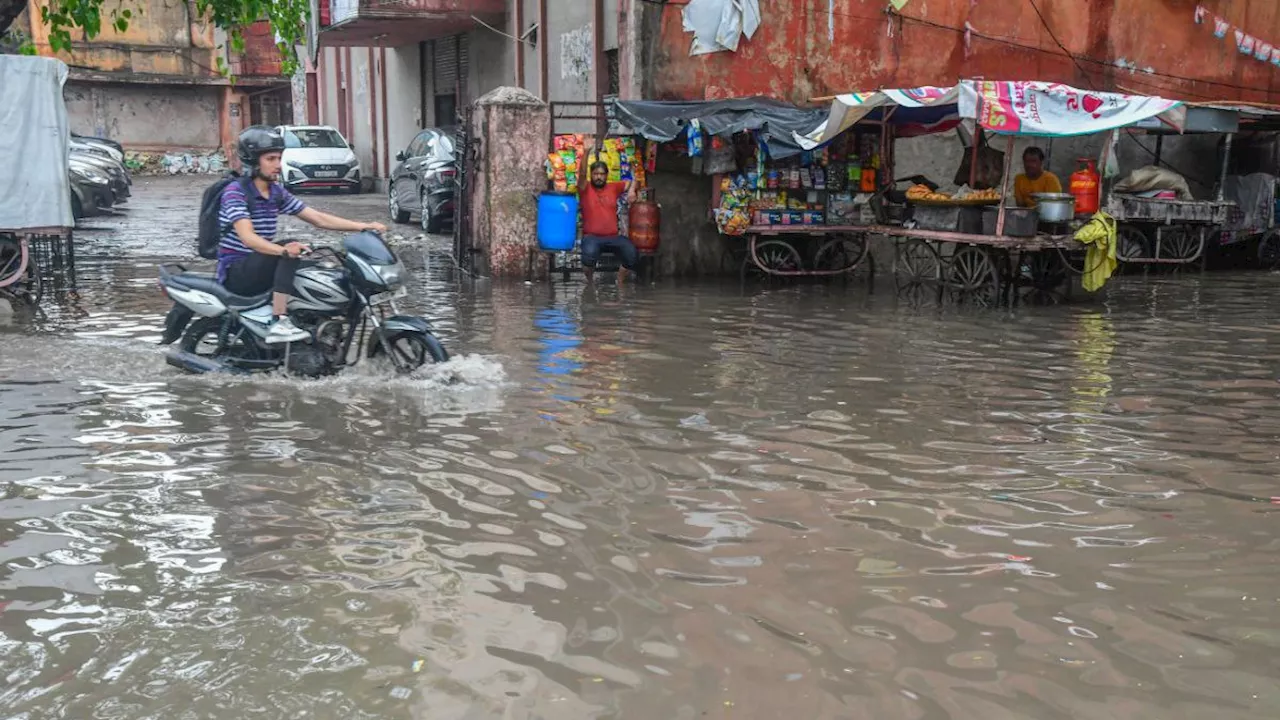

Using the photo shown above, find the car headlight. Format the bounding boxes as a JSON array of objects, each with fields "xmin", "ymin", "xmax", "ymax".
[
  {"xmin": 71, "ymin": 165, "xmax": 109, "ymax": 184},
  {"xmin": 285, "ymin": 160, "xmax": 302, "ymax": 169},
  {"xmin": 374, "ymin": 262, "xmax": 403, "ymax": 286}
]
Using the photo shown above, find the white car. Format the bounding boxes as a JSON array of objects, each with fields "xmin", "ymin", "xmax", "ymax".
[{"xmin": 277, "ymin": 125, "xmax": 362, "ymax": 194}]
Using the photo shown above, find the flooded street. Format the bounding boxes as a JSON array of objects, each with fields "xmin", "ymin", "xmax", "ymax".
[{"xmin": 3, "ymin": 177, "xmax": 1280, "ymax": 719}]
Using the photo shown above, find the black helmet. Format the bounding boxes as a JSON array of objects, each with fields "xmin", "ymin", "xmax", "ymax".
[{"xmin": 237, "ymin": 125, "xmax": 286, "ymax": 173}]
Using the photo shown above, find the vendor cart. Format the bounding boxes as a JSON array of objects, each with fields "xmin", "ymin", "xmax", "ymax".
[
  {"xmin": 1107, "ymin": 194, "xmax": 1234, "ymax": 265},
  {"xmin": 1215, "ymin": 172, "xmax": 1280, "ymax": 268},
  {"xmin": 0, "ymin": 55, "xmax": 76, "ymax": 307},
  {"xmin": 795, "ymin": 81, "xmax": 1194, "ymax": 305}
]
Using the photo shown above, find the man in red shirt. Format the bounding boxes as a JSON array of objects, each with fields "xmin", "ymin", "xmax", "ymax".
[{"xmin": 578, "ymin": 143, "xmax": 638, "ymax": 284}]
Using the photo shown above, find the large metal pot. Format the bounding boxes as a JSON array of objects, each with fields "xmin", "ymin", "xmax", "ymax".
[{"xmin": 1032, "ymin": 193, "xmax": 1076, "ymax": 223}]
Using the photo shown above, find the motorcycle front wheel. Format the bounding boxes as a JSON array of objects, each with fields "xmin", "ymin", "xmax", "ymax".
[{"xmin": 370, "ymin": 330, "xmax": 449, "ymax": 373}]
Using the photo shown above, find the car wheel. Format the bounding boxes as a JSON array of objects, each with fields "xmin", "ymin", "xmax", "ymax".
[
  {"xmin": 422, "ymin": 191, "xmax": 444, "ymax": 234},
  {"xmin": 348, "ymin": 181, "xmax": 361, "ymax": 195},
  {"xmin": 389, "ymin": 183, "xmax": 411, "ymax": 224}
]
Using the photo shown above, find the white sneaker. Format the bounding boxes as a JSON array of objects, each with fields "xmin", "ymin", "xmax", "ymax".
[{"xmin": 265, "ymin": 316, "xmax": 310, "ymax": 344}]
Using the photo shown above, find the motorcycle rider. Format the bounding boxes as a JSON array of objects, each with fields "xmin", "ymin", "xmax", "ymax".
[{"xmin": 218, "ymin": 125, "xmax": 386, "ymax": 344}]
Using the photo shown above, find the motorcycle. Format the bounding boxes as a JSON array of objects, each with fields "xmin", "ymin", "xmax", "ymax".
[{"xmin": 158, "ymin": 230, "xmax": 448, "ymax": 376}]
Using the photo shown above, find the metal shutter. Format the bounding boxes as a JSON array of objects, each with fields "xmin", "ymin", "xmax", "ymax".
[{"xmin": 432, "ymin": 34, "xmax": 469, "ymax": 102}]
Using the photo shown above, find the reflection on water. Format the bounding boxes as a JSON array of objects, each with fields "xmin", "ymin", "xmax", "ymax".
[{"xmin": 4, "ymin": 261, "xmax": 1280, "ymax": 719}]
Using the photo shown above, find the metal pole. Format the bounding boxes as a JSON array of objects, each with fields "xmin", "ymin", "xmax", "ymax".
[
  {"xmin": 538, "ymin": 0, "xmax": 549, "ymax": 100},
  {"xmin": 995, "ymin": 135, "xmax": 1015, "ymax": 236},
  {"xmin": 968, "ymin": 123, "xmax": 981, "ymax": 187},
  {"xmin": 593, "ymin": 0, "xmax": 607, "ymax": 138},
  {"xmin": 1218, "ymin": 132, "xmax": 1234, "ymax": 201},
  {"xmin": 514, "ymin": 0, "xmax": 525, "ymax": 89}
]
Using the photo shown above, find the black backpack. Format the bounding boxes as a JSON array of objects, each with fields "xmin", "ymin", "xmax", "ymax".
[{"xmin": 196, "ymin": 172, "xmax": 258, "ymax": 259}]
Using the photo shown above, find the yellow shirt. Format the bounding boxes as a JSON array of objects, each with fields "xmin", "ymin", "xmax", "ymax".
[{"xmin": 1014, "ymin": 172, "xmax": 1063, "ymax": 207}]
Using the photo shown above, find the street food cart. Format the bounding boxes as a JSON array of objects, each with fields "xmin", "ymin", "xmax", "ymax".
[
  {"xmin": 0, "ymin": 55, "xmax": 76, "ymax": 307},
  {"xmin": 789, "ymin": 81, "xmax": 1195, "ymax": 304}
]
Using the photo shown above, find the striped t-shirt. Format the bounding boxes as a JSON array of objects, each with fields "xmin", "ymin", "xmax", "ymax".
[{"xmin": 216, "ymin": 180, "xmax": 307, "ymax": 282}]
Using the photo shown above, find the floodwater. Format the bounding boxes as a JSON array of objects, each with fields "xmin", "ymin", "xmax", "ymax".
[{"xmin": 3, "ymin": 178, "xmax": 1280, "ymax": 719}]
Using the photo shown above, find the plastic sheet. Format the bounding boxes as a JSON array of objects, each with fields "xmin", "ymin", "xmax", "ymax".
[{"xmin": 0, "ymin": 56, "xmax": 73, "ymax": 231}]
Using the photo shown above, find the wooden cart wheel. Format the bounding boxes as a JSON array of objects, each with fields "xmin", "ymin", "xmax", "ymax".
[
  {"xmin": 811, "ymin": 233, "xmax": 869, "ymax": 273},
  {"xmin": 1258, "ymin": 230, "xmax": 1280, "ymax": 270},
  {"xmin": 1160, "ymin": 225, "xmax": 1200, "ymax": 262},
  {"xmin": 1117, "ymin": 225, "xmax": 1150, "ymax": 264},
  {"xmin": 742, "ymin": 239, "xmax": 803, "ymax": 284},
  {"xmin": 895, "ymin": 238, "xmax": 941, "ymax": 286},
  {"xmin": 946, "ymin": 245, "xmax": 1002, "ymax": 307},
  {"xmin": 1017, "ymin": 250, "xmax": 1069, "ymax": 305}
]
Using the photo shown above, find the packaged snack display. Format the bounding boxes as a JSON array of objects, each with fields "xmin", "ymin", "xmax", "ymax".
[{"xmin": 703, "ymin": 125, "xmax": 884, "ymax": 231}]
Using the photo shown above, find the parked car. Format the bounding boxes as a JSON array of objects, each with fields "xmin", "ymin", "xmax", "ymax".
[
  {"xmin": 388, "ymin": 127, "xmax": 458, "ymax": 233},
  {"xmin": 71, "ymin": 145, "xmax": 130, "ymax": 204},
  {"xmin": 278, "ymin": 125, "xmax": 362, "ymax": 194},
  {"xmin": 72, "ymin": 132, "xmax": 124, "ymax": 156},
  {"xmin": 72, "ymin": 134, "xmax": 124, "ymax": 163},
  {"xmin": 69, "ymin": 155, "xmax": 115, "ymax": 218}
]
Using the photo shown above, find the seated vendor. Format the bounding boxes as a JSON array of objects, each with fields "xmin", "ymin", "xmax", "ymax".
[
  {"xmin": 1014, "ymin": 146, "xmax": 1063, "ymax": 208},
  {"xmin": 578, "ymin": 142, "xmax": 638, "ymax": 284}
]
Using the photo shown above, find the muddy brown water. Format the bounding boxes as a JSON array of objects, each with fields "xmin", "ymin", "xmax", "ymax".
[{"xmin": 2, "ymin": 178, "xmax": 1280, "ymax": 719}]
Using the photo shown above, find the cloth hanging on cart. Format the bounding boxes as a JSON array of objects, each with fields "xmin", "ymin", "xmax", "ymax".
[{"xmin": 1075, "ymin": 212, "xmax": 1118, "ymax": 292}]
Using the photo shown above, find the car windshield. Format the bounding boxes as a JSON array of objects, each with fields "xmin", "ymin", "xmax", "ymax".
[{"xmin": 284, "ymin": 128, "xmax": 348, "ymax": 149}]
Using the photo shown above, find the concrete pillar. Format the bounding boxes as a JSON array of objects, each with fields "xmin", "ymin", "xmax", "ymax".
[{"xmin": 468, "ymin": 86, "xmax": 551, "ymax": 279}]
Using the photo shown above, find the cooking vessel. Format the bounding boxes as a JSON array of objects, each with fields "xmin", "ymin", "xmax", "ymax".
[{"xmin": 1032, "ymin": 192, "xmax": 1076, "ymax": 223}]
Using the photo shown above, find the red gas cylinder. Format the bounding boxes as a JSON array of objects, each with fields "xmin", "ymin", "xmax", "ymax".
[
  {"xmin": 628, "ymin": 200, "xmax": 661, "ymax": 252},
  {"xmin": 1070, "ymin": 158, "xmax": 1101, "ymax": 216}
]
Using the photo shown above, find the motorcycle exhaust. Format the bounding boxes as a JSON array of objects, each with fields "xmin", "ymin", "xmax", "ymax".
[{"xmin": 165, "ymin": 349, "xmax": 248, "ymax": 375}]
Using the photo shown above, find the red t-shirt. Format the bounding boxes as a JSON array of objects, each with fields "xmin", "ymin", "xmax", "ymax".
[{"xmin": 580, "ymin": 181, "xmax": 626, "ymax": 237}]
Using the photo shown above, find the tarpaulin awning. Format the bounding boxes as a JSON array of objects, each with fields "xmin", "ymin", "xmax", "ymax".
[
  {"xmin": 613, "ymin": 98, "xmax": 828, "ymax": 159},
  {"xmin": 797, "ymin": 80, "xmax": 1189, "ymax": 149},
  {"xmin": 799, "ymin": 86, "xmax": 962, "ymax": 149},
  {"xmin": 963, "ymin": 81, "xmax": 1186, "ymax": 136}
]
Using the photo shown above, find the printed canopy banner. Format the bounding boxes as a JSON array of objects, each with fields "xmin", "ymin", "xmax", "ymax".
[{"xmin": 959, "ymin": 81, "xmax": 1186, "ymax": 136}]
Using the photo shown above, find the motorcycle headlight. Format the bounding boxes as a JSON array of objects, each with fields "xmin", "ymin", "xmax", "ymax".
[{"xmin": 374, "ymin": 262, "xmax": 404, "ymax": 286}]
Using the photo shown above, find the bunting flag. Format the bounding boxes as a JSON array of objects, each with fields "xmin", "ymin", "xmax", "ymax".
[{"xmin": 1198, "ymin": 4, "xmax": 1279, "ymax": 69}]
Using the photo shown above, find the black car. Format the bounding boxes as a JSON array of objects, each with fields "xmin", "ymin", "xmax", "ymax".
[{"xmin": 388, "ymin": 128, "xmax": 457, "ymax": 233}]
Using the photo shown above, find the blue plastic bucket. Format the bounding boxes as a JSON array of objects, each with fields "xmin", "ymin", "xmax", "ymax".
[{"xmin": 537, "ymin": 191, "xmax": 579, "ymax": 252}]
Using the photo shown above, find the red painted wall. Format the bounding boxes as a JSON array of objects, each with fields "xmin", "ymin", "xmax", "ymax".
[
  {"xmin": 650, "ymin": 0, "xmax": 1280, "ymax": 104},
  {"xmin": 233, "ymin": 21, "xmax": 284, "ymax": 77}
]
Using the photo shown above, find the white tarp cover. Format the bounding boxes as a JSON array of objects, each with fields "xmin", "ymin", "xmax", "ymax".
[
  {"xmin": 0, "ymin": 56, "xmax": 73, "ymax": 231},
  {"xmin": 682, "ymin": 0, "xmax": 761, "ymax": 56},
  {"xmin": 798, "ymin": 80, "xmax": 1188, "ymax": 150}
]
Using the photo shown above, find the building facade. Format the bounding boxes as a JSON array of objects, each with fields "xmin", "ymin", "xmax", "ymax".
[
  {"xmin": 303, "ymin": 0, "xmax": 1280, "ymax": 191},
  {"xmin": 17, "ymin": 0, "xmax": 291, "ymax": 159},
  {"xmin": 649, "ymin": 0, "xmax": 1280, "ymax": 105},
  {"xmin": 304, "ymin": 0, "xmax": 645, "ymax": 187}
]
